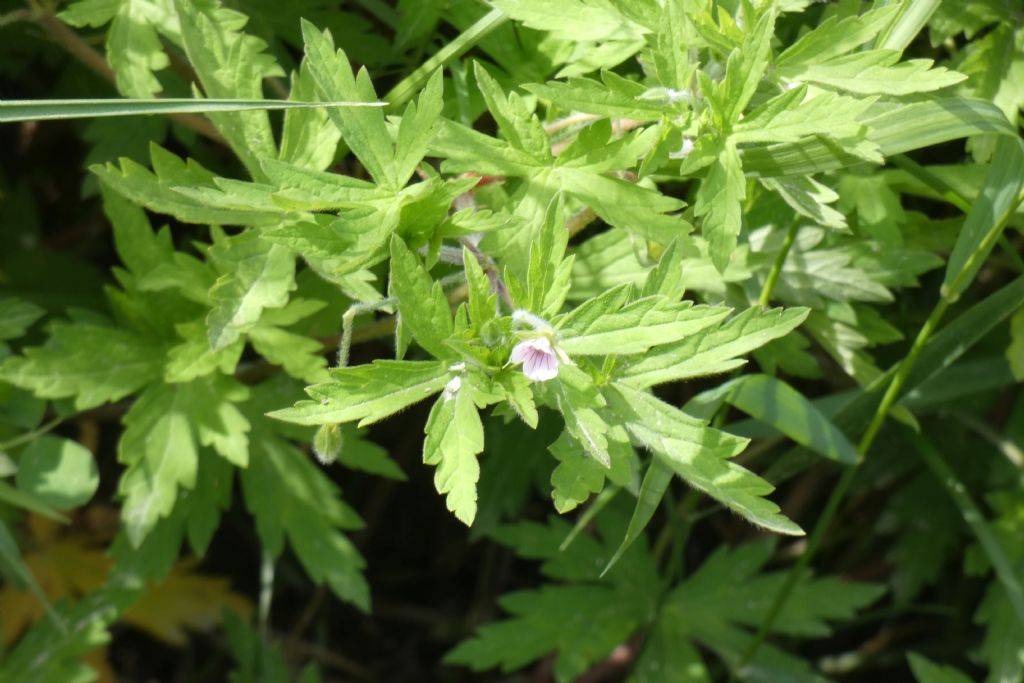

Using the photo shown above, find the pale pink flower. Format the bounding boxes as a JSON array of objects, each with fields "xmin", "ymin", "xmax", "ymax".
[{"xmin": 509, "ymin": 337, "xmax": 559, "ymax": 382}]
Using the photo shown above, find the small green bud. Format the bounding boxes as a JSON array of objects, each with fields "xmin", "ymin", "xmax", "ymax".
[{"xmin": 313, "ymin": 423, "xmax": 344, "ymax": 465}]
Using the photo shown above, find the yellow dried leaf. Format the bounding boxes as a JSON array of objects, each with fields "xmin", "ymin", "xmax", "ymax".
[{"xmin": 122, "ymin": 558, "xmax": 253, "ymax": 646}]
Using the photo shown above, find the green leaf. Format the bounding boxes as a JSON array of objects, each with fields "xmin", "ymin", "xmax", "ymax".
[
  {"xmin": 709, "ymin": 374, "xmax": 858, "ymax": 465},
  {"xmin": 488, "ymin": 0, "xmax": 646, "ymax": 43},
  {"xmin": 742, "ymin": 98, "xmax": 1016, "ymax": 177},
  {"xmin": 552, "ymin": 366, "xmax": 612, "ymax": 467},
  {"xmin": 695, "ymin": 139, "xmax": 745, "ymax": 271},
  {"xmin": 241, "ymin": 427, "xmax": 368, "ymax": 610},
  {"xmin": 300, "ymin": 20, "xmax": 396, "ymax": 188},
  {"xmin": 464, "ymin": 246, "xmax": 498, "ymax": 329},
  {"xmin": 0, "ymin": 521, "xmax": 52, "ymax": 622},
  {"xmin": 94, "ymin": 144, "xmax": 283, "ymax": 226},
  {"xmin": 0, "ymin": 480, "xmax": 69, "ymax": 522},
  {"xmin": 269, "ymin": 360, "xmax": 451, "ymax": 426},
  {"xmin": 448, "ymin": 584, "xmax": 645, "ymax": 682},
  {"xmin": 206, "ymin": 232, "xmax": 296, "ymax": 351},
  {"xmin": 106, "ymin": 0, "xmax": 171, "ymax": 98},
  {"xmin": 165, "ymin": 319, "xmax": 244, "ymax": 382},
  {"xmin": 661, "ymin": 540, "xmax": 883, "ymax": 670},
  {"xmin": 1009, "ymin": 308, "xmax": 1024, "ymax": 381},
  {"xmin": 549, "ymin": 426, "xmax": 634, "ymax": 514},
  {"xmin": 733, "ymin": 88, "xmax": 874, "ymax": 145},
  {"xmin": 718, "ymin": 9, "xmax": 776, "ymax": 126},
  {"xmin": 58, "ymin": 0, "xmax": 120, "ymax": 27},
  {"xmin": 556, "ymin": 293, "xmax": 730, "ymax": 356},
  {"xmin": 335, "ymin": 427, "xmax": 406, "ymax": 480},
  {"xmin": 173, "ymin": 0, "xmax": 283, "ymax": 179},
  {"xmin": 474, "ymin": 62, "xmax": 552, "ymax": 163},
  {"xmin": 782, "ymin": 51, "xmax": 965, "ymax": 95},
  {"xmin": 607, "ymin": 383, "xmax": 803, "ymax": 536},
  {"xmin": 621, "ymin": 307, "xmax": 809, "ymax": 389},
  {"xmin": 556, "ymin": 168, "xmax": 690, "ymax": 244},
  {"xmin": 0, "ymin": 297, "xmax": 45, "ymax": 341},
  {"xmin": 392, "ymin": 69, "xmax": 445, "ymax": 187},
  {"xmin": 640, "ymin": 238, "xmax": 685, "ymax": 299},
  {"xmin": 0, "ymin": 321, "xmax": 165, "ymax": 410},
  {"xmin": 523, "ymin": 72, "xmax": 665, "ymax": 120},
  {"xmin": 907, "ymin": 653, "xmax": 974, "ymax": 683},
  {"xmin": 760, "ymin": 176, "xmax": 847, "ymax": 230},
  {"xmin": 433, "ymin": 118, "xmax": 544, "ymax": 176},
  {"xmin": 448, "ymin": 508, "xmax": 659, "ymax": 683},
  {"xmin": 776, "ymin": 5, "xmax": 900, "ymax": 67},
  {"xmin": 874, "ymin": 1, "xmax": 941, "ymax": 53},
  {"xmin": 423, "ymin": 378, "xmax": 484, "ymax": 525},
  {"xmin": 249, "ymin": 326, "xmax": 328, "ymax": 384},
  {"xmin": 943, "ymin": 136, "xmax": 1024, "ymax": 300},
  {"xmin": 602, "ymin": 456, "xmax": 672, "ymax": 575},
  {"xmin": 388, "ymin": 236, "xmax": 455, "ymax": 359},
  {"xmin": 278, "ymin": 61, "xmax": 343, "ymax": 172},
  {"xmin": 16, "ymin": 436, "xmax": 99, "ymax": 510},
  {"xmin": 119, "ymin": 378, "xmax": 250, "ymax": 544}
]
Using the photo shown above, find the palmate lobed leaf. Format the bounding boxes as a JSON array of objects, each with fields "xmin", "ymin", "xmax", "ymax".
[
  {"xmin": 0, "ymin": 321, "xmax": 165, "ymax": 411},
  {"xmin": 118, "ymin": 376, "xmax": 250, "ymax": 545}
]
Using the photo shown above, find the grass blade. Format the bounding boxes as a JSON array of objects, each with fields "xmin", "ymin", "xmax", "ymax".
[
  {"xmin": 942, "ymin": 137, "xmax": 1024, "ymax": 300},
  {"xmin": 0, "ymin": 98, "xmax": 383, "ymax": 123}
]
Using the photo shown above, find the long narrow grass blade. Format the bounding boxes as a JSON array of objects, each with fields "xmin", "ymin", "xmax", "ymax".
[
  {"xmin": 942, "ymin": 137, "xmax": 1024, "ymax": 300},
  {"xmin": 384, "ymin": 8, "xmax": 508, "ymax": 108},
  {"xmin": 0, "ymin": 98, "xmax": 384, "ymax": 123}
]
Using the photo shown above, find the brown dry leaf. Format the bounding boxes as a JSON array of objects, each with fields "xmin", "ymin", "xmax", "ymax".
[
  {"xmin": 122, "ymin": 557, "xmax": 253, "ymax": 646},
  {"xmin": 0, "ymin": 511, "xmax": 252, "ymax": 681}
]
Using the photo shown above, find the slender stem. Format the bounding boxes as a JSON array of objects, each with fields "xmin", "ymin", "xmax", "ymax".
[
  {"xmin": 652, "ymin": 490, "xmax": 699, "ymax": 567},
  {"xmin": 759, "ymin": 218, "xmax": 800, "ymax": 307},
  {"xmin": 258, "ymin": 549, "xmax": 275, "ymax": 639},
  {"xmin": 460, "ymin": 237, "xmax": 514, "ymax": 310},
  {"xmin": 893, "ymin": 154, "xmax": 1024, "ymax": 273},
  {"xmin": 384, "ymin": 8, "xmax": 508, "ymax": 108},
  {"xmin": 337, "ymin": 299, "xmax": 395, "ymax": 369},
  {"xmin": 0, "ymin": 8, "xmax": 31, "ymax": 27},
  {"xmin": 891, "ymin": 154, "xmax": 970, "ymax": 212},
  {"xmin": 998, "ymin": 235, "xmax": 1024, "ymax": 273},
  {"xmin": 946, "ymin": 409, "xmax": 1024, "ymax": 467},
  {"xmin": 544, "ymin": 112, "xmax": 600, "ymax": 135},
  {"xmin": 737, "ymin": 297, "xmax": 950, "ymax": 670},
  {"xmin": 856, "ymin": 300, "xmax": 948, "ymax": 455},
  {"xmin": 0, "ymin": 416, "xmax": 64, "ymax": 450}
]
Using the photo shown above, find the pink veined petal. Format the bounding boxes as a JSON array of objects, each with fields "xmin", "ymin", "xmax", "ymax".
[
  {"xmin": 510, "ymin": 341, "xmax": 532, "ymax": 364},
  {"xmin": 510, "ymin": 337, "xmax": 560, "ymax": 381},
  {"xmin": 523, "ymin": 348, "xmax": 558, "ymax": 381}
]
